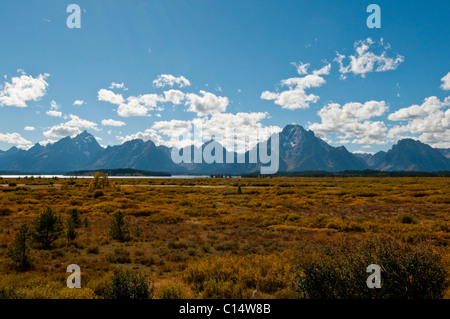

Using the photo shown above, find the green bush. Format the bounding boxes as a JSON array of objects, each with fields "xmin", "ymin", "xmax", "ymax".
[
  {"xmin": 202, "ymin": 279, "xmax": 249, "ymax": 299},
  {"xmin": 32, "ymin": 208, "xmax": 63, "ymax": 250},
  {"xmin": 395, "ymin": 212, "xmax": 417, "ymax": 224},
  {"xmin": 159, "ymin": 285, "xmax": 183, "ymax": 299},
  {"xmin": 66, "ymin": 216, "xmax": 77, "ymax": 242},
  {"xmin": 293, "ymin": 236, "xmax": 447, "ymax": 299},
  {"xmin": 109, "ymin": 211, "xmax": 130, "ymax": 242},
  {"xmin": 106, "ymin": 248, "xmax": 131, "ymax": 264},
  {"xmin": 7, "ymin": 225, "xmax": 33, "ymax": 271},
  {"xmin": 104, "ymin": 270, "xmax": 154, "ymax": 299},
  {"xmin": 69, "ymin": 209, "xmax": 82, "ymax": 228}
]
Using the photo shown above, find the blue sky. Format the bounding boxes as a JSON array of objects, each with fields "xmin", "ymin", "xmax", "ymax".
[{"xmin": 0, "ymin": 0, "xmax": 449, "ymax": 153}]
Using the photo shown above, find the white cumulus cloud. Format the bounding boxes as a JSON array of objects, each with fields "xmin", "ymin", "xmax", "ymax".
[
  {"xmin": 43, "ymin": 125, "xmax": 81, "ymax": 138},
  {"xmin": 309, "ymin": 100, "xmax": 389, "ymax": 145},
  {"xmin": 119, "ymin": 128, "xmax": 165, "ymax": 146},
  {"xmin": 38, "ymin": 139, "xmax": 57, "ymax": 146},
  {"xmin": 290, "ymin": 62, "xmax": 310, "ymax": 75},
  {"xmin": 43, "ymin": 114, "xmax": 98, "ymax": 138},
  {"xmin": 149, "ymin": 112, "xmax": 281, "ymax": 151},
  {"xmin": 388, "ymin": 96, "xmax": 450, "ymax": 148},
  {"xmin": 335, "ymin": 38, "xmax": 404, "ymax": 78},
  {"xmin": 102, "ymin": 119, "xmax": 126, "ymax": 127},
  {"xmin": 185, "ymin": 90, "xmax": 229, "ymax": 116},
  {"xmin": 261, "ymin": 64, "xmax": 328, "ymax": 110},
  {"xmin": 98, "ymin": 89, "xmax": 125, "ymax": 105},
  {"xmin": 0, "ymin": 72, "xmax": 50, "ymax": 107},
  {"xmin": 46, "ymin": 110, "xmax": 62, "ymax": 118},
  {"xmin": 46, "ymin": 100, "xmax": 62, "ymax": 117},
  {"xmin": 109, "ymin": 82, "xmax": 128, "ymax": 90},
  {"xmin": 153, "ymin": 74, "xmax": 191, "ymax": 88},
  {"xmin": 441, "ymin": 72, "xmax": 450, "ymax": 90},
  {"xmin": 0, "ymin": 132, "xmax": 33, "ymax": 148},
  {"xmin": 118, "ymin": 94, "xmax": 162, "ymax": 117},
  {"xmin": 98, "ymin": 86, "xmax": 166, "ymax": 117},
  {"xmin": 152, "ymin": 120, "xmax": 193, "ymax": 137},
  {"xmin": 164, "ymin": 89, "xmax": 185, "ymax": 105}
]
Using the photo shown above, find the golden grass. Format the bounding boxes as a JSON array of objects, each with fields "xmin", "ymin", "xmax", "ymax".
[{"xmin": 0, "ymin": 176, "xmax": 449, "ymax": 298}]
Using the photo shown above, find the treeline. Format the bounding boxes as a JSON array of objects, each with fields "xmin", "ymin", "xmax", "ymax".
[
  {"xmin": 243, "ymin": 170, "xmax": 450, "ymax": 178},
  {"xmin": 65, "ymin": 168, "xmax": 171, "ymax": 177}
]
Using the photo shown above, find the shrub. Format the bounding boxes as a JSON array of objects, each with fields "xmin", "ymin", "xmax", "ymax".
[
  {"xmin": 86, "ymin": 245, "xmax": 99, "ymax": 254},
  {"xmin": 148, "ymin": 211, "xmax": 186, "ymax": 224},
  {"xmin": 158, "ymin": 285, "xmax": 183, "ymax": 299},
  {"xmin": 0, "ymin": 207, "xmax": 13, "ymax": 216},
  {"xmin": 66, "ymin": 217, "xmax": 77, "ymax": 242},
  {"xmin": 395, "ymin": 212, "xmax": 417, "ymax": 224},
  {"xmin": 293, "ymin": 236, "xmax": 448, "ymax": 299},
  {"xmin": 69, "ymin": 209, "xmax": 82, "ymax": 228},
  {"xmin": 106, "ymin": 248, "xmax": 131, "ymax": 264},
  {"xmin": 215, "ymin": 241, "xmax": 239, "ymax": 251},
  {"xmin": 32, "ymin": 208, "xmax": 63, "ymax": 250},
  {"xmin": 89, "ymin": 172, "xmax": 112, "ymax": 191},
  {"xmin": 94, "ymin": 190, "xmax": 104, "ymax": 199},
  {"xmin": 202, "ymin": 279, "xmax": 248, "ymax": 299},
  {"xmin": 7, "ymin": 225, "xmax": 33, "ymax": 271},
  {"xmin": 183, "ymin": 253, "xmax": 293, "ymax": 295},
  {"xmin": 168, "ymin": 240, "xmax": 188, "ymax": 249},
  {"xmin": 135, "ymin": 256, "xmax": 156, "ymax": 267},
  {"xmin": 104, "ymin": 270, "xmax": 154, "ymax": 299},
  {"xmin": 109, "ymin": 211, "xmax": 130, "ymax": 242}
]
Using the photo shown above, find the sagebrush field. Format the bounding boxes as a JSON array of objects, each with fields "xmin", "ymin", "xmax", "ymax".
[{"xmin": 0, "ymin": 176, "xmax": 449, "ymax": 299}]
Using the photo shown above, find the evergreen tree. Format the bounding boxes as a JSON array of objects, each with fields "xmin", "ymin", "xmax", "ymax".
[
  {"xmin": 110, "ymin": 211, "xmax": 130, "ymax": 242},
  {"xmin": 66, "ymin": 216, "xmax": 77, "ymax": 242},
  {"xmin": 7, "ymin": 225, "xmax": 33, "ymax": 271},
  {"xmin": 32, "ymin": 208, "xmax": 63, "ymax": 249}
]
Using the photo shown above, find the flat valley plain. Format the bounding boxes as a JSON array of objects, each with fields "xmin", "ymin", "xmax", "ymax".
[{"xmin": 0, "ymin": 176, "xmax": 449, "ymax": 299}]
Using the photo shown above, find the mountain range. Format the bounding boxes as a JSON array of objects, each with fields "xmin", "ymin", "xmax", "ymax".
[{"xmin": 0, "ymin": 125, "xmax": 449, "ymax": 173}]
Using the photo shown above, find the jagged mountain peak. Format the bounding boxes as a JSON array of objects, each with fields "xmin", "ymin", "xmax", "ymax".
[
  {"xmin": 7, "ymin": 146, "xmax": 20, "ymax": 152},
  {"xmin": 0, "ymin": 127, "xmax": 449, "ymax": 173},
  {"xmin": 28, "ymin": 143, "xmax": 45, "ymax": 153},
  {"xmin": 122, "ymin": 138, "xmax": 156, "ymax": 148},
  {"xmin": 277, "ymin": 125, "xmax": 367, "ymax": 172},
  {"xmin": 358, "ymin": 138, "xmax": 450, "ymax": 171},
  {"xmin": 73, "ymin": 130, "xmax": 95, "ymax": 142},
  {"xmin": 281, "ymin": 124, "xmax": 312, "ymax": 138},
  {"xmin": 395, "ymin": 138, "xmax": 426, "ymax": 148}
]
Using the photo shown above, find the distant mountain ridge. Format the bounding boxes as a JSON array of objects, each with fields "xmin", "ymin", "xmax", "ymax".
[
  {"xmin": 355, "ymin": 139, "xmax": 450, "ymax": 172},
  {"xmin": 0, "ymin": 131, "xmax": 103, "ymax": 172},
  {"xmin": 278, "ymin": 125, "xmax": 368, "ymax": 172},
  {"xmin": 0, "ymin": 126, "xmax": 449, "ymax": 173}
]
